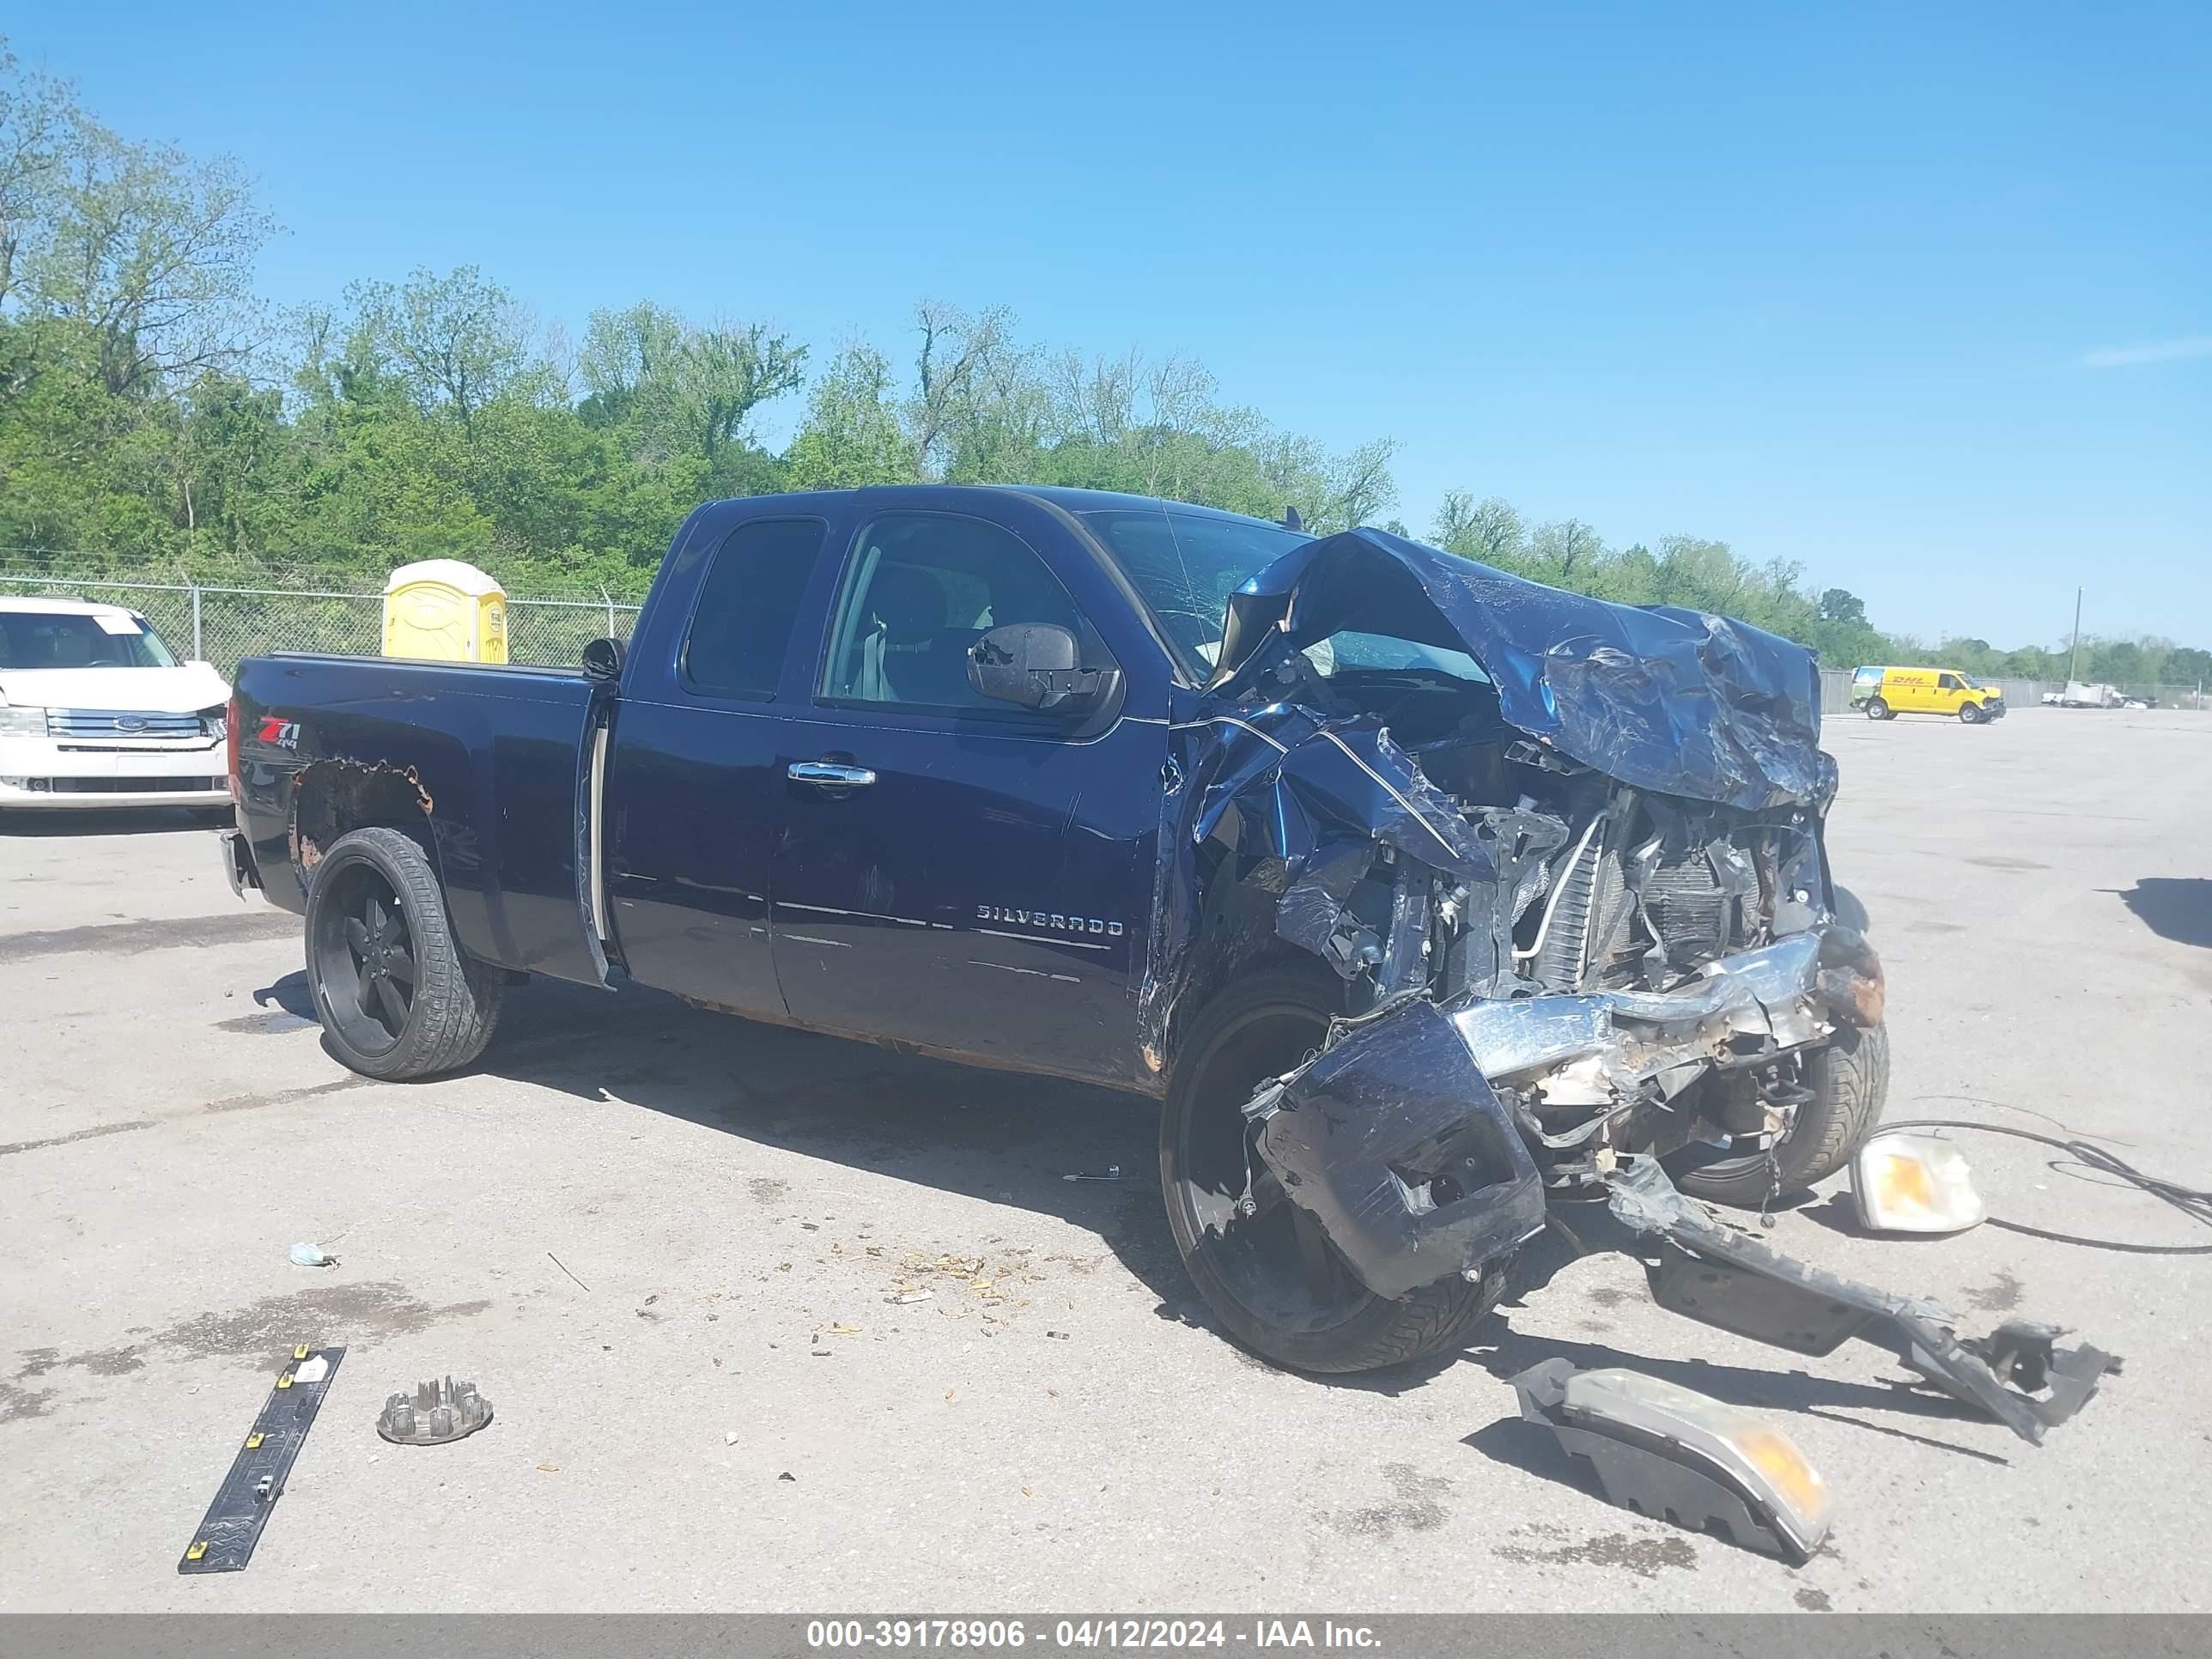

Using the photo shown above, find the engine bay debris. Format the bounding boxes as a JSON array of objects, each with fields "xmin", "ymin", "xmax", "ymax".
[{"xmin": 1152, "ymin": 525, "xmax": 2115, "ymax": 1446}]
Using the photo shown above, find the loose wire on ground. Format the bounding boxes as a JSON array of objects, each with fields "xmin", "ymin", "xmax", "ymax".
[{"xmin": 1882, "ymin": 1117, "xmax": 2212, "ymax": 1253}]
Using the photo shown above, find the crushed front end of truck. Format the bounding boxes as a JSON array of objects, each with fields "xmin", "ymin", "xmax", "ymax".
[{"xmin": 1146, "ymin": 526, "xmax": 2114, "ymax": 1442}]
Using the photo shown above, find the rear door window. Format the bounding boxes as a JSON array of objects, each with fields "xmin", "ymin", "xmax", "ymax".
[{"xmin": 681, "ymin": 518, "xmax": 830, "ymax": 700}]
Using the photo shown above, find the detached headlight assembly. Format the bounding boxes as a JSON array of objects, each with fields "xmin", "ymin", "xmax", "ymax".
[
  {"xmin": 200, "ymin": 708, "xmax": 228, "ymax": 738},
  {"xmin": 1851, "ymin": 1133, "xmax": 1986, "ymax": 1234},
  {"xmin": 1514, "ymin": 1358, "xmax": 1833, "ymax": 1561},
  {"xmin": 0, "ymin": 704, "xmax": 48, "ymax": 737}
]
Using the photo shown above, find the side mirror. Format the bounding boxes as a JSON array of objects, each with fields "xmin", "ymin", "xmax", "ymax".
[
  {"xmin": 968, "ymin": 623, "xmax": 1121, "ymax": 716},
  {"xmin": 582, "ymin": 636, "xmax": 627, "ymax": 684}
]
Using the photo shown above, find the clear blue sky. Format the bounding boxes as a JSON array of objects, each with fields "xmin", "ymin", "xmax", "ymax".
[{"xmin": 12, "ymin": 2, "xmax": 2208, "ymax": 648}]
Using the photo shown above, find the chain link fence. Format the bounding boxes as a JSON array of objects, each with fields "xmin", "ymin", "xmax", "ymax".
[
  {"xmin": 0, "ymin": 572, "xmax": 640, "ymax": 678},
  {"xmin": 4, "ymin": 569, "xmax": 2205, "ymax": 713},
  {"xmin": 1815, "ymin": 670, "xmax": 2207, "ymax": 714},
  {"xmin": 2100, "ymin": 681, "xmax": 2210, "ymax": 708}
]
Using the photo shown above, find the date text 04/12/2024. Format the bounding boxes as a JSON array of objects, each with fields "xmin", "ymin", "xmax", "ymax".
[{"xmin": 805, "ymin": 1621, "xmax": 1383, "ymax": 1650}]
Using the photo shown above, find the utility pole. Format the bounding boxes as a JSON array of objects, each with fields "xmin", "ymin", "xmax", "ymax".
[{"xmin": 2065, "ymin": 586, "xmax": 2082, "ymax": 686}]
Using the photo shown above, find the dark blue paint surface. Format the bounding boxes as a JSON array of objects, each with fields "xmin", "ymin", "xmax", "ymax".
[
  {"xmin": 229, "ymin": 657, "xmax": 604, "ymax": 987},
  {"xmin": 232, "ymin": 487, "xmax": 1184, "ymax": 1090}
]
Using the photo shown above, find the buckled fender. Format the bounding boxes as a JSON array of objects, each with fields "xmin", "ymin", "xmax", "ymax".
[{"xmin": 1245, "ymin": 1000, "xmax": 1547, "ymax": 1300}]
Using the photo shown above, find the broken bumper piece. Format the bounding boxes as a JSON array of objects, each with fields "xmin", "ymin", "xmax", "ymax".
[
  {"xmin": 1512, "ymin": 1358, "xmax": 1833, "ymax": 1561},
  {"xmin": 1606, "ymin": 1157, "xmax": 2120, "ymax": 1443},
  {"xmin": 1249, "ymin": 1000, "xmax": 1547, "ymax": 1299},
  {"xmin": 1447, "ymin": 926, "xmax": 1881, "ymax": 1108},
  {"xmin": 219, "ymin": 827, "xmax": 260, "ymax": 899},
  {"xmin": 1242, "ymin": 926, "xmax": 1877, "ymax": 1303}
]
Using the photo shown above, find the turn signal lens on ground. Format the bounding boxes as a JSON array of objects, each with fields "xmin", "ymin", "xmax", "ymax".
[
  {"xmin": 1851, "ymin": 1133, "xmax": 1986, "ymax": 1234},
  {"xmin": 1568, "ymin": 1371, "xmax": 1832, "ymax": 1534},
  {"xmin": 1528, "ymin": 1364, "xmax": 1834, "ymax": 1559},
  {"xmin": 1733, "ymin": 1426, "xmax": 1830, "ymax": 1523}
]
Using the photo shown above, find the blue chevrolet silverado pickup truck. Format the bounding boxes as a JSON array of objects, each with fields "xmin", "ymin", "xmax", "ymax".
[{"xmin": 219, "ymin": 484, "xmax": 2113, "ymax": 1430}]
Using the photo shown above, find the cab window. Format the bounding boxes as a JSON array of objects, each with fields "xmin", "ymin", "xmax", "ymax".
[
  {"xmin": 1937, "ymin": 673, "xmax": 1963, "ymax": 691},
  {"xmin": 819, "ymin": 512, "xmax": 1096, "ymax": 714}
]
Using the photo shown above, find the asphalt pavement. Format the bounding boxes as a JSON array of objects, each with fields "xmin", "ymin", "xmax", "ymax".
[{"xmin": 3, "ymin": 708, "xmax": 2207, "ymax": 1612}]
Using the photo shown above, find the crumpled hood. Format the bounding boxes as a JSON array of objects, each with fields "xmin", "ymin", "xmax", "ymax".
[
  {"xmin": 0, "ymin": 662, "xmax": 231, "ymax": 715},
  {"xmin": 1207, "ymin": 527, "xmax": 1826, "ymax": 811}
]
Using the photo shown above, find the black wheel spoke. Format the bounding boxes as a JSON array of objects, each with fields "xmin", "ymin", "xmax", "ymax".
[
  {"xmin": 344, "ymin": 916, "xmax": 370, "ymax": 953},
  {"xmin": 356, "ymin": 958, "xmax": 380, "ymax": 1014},
  {"xmin": 384, "ymin": 943, "xmax": 416, "ymax": 985},
  {"xmin": 366, "ymin": 894, "xmax": 389, "ymax": 944},
  {"xmin": 1286, "ymin": 1204, "xmax": 1345, "ymax": 1299},
  {"xmin": 372, "ymin": 973, "xmax": 410, "ymax": 1031}
]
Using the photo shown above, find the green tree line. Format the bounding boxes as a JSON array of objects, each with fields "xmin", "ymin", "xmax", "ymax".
[{"xmin": 3, "ymin": 41, "xmax": 2203, "ymax": 686}]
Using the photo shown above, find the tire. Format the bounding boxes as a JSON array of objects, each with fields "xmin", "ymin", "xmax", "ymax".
[
  {"xmin": 304, "ymin": 825, "xmax": 504, "ymax": 1080},
  {"xmin": 1160, "ymin": 963, "xmax": 1506, "ymax": 1374},
  {"xmin": 1674, "ymin": 1022, "xmax": 1890, "ymax": 1207},
  {"xmin": 1865, "ymin": 697, "xmax": 1889, "ymax": 721},
  {"xmin": 1828, "ymin": 884, "xmax": 1871, "ymax": 934},
  {"xmin": 1960, "ymin": 702, "xmax": 1983, "ymax": 725}
]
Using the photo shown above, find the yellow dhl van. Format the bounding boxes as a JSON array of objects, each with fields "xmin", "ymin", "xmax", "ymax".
[{"xmin": 1850, "ymin": 665, "xmax": 2006, "ymax": 723}]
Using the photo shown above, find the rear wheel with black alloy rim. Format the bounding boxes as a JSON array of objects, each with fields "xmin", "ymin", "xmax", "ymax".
[
  {"xmin": 305, "ymin": 826, "xmax": 504, "ymax": 1080},
  {"xmin": 1159, "ymin": 963, "xmax": 1506, "ymax": 1374}
]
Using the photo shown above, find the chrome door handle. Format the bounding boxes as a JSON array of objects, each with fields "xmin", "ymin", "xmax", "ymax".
[{"xmin": 787, "ymin": 761, "xmax": 877, "ymax": 787}]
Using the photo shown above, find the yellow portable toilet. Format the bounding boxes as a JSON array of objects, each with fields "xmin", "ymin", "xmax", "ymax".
[{"xmin": 382, "ymin": 559, "xmax": 507, "ymax": 663}]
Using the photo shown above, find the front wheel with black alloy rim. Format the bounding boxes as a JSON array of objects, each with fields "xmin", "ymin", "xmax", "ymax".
[
  {"xmin": 1159, "ymin": 963, "xmax": 1507, "ymax": 1375},
  {"xmin": 1669, "ymin": 1022, "xmax": 1891, "ymax": 1208},
  {"xmin": 304, "ymin": 826, "xmax": 505, "ymax": 1080}
]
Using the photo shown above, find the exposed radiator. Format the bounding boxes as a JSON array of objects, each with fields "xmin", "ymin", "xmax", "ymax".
[
  {"xmin": 1645, "ymin": 851, "xmax": 1734, "ymax": 964},
  {"xmin": 1529, "ymin": 815, "xmax": 1603, "ymax": 990}
]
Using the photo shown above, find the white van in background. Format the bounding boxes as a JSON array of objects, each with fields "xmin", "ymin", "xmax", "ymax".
[{"xmin": 0, "ymin": 598, "xmax": 233, "ymax": 811}]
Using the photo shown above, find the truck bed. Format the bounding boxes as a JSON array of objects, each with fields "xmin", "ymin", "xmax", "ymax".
[{"xmin": 231, "ymin": 653, "xmax": 609, "ymax": 989}]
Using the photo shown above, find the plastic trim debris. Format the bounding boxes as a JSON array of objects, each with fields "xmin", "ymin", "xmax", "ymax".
[
  {"xmin": 1605, "ymin": 1157, "xmax": 2118, "ymax": 1443},
  {"xmin": 179, "ymin": 1344, "xmax": 345, "ymax": 1574}
]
